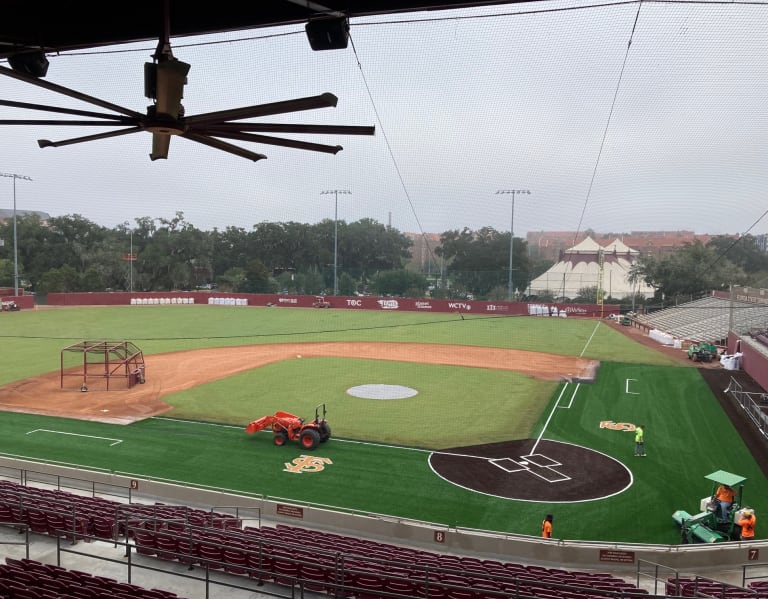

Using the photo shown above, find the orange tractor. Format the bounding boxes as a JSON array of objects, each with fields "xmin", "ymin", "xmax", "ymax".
[
  {"xmin": 312, "ymin": 295, "xmax": 331, "ymax": 308},
  {"xmin": 245, "ymin": 403, "xmax": 331, "ymax": 450}
]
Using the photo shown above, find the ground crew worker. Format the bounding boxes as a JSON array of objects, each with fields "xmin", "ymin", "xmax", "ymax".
[
  {"xmin": 713, "ymin": 484, "xmax": 736, "ymax": 520},
  {"xmin": 634, "ymin": 424, "xmax": 645, "ymax": 456},
  {"xmin": 541, "ymin": 513, "xmax": 553, "ymax": 538},
  {"xmin": 737, "ymin": 509, "xmax": 756, "ymax": 540}
]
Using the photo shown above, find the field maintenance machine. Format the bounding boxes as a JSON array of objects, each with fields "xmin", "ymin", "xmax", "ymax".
[
  {"xmin": 245, "ymin": 403, "xmax": 331, "ymax": 450},
  {"xmin": 672, "ymin": 470, "xmax": 753, "ymax": 543},
  {"xmin": 312, "ymin": 296, "xmax": 331, "ymax": 308},
  {"xmin": 687, "ymin": 341, "xmax": 718, "ymax": 363}
]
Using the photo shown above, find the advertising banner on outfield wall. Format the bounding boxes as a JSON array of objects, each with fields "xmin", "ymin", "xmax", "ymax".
[{"xmin": 47, "ymin": 292, "xmax": 617, "ymax": 318}]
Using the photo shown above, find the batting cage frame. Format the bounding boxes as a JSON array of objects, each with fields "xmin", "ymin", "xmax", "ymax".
[{"xmin": 60, "ymin": 340, "xmax": 146, "ymax": 391}]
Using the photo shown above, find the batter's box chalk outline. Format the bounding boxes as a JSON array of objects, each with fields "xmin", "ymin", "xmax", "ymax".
[
  {"xmin": 489, "ymin": 457, "xmax": 530, "ymax": 473},
  {"xmin": 526, "ymin": 467, "xmax": 571, "ymax": 483},
  {"xmin": 489, "ymin": 454, "xmax": 571, "ymax": 483},
  {"xmin": 521, "ymin": 453, "xmax": 561, "ymax": 468},
  {"xmin": 27, "ymin": 429, "xmax": 124, "ymax": 446}
]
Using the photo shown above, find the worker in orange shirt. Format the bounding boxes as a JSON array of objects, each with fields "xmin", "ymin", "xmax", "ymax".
[
  {"xmin": 713, "ymin": 484, "xmax": 736, "ymax": 520},
  {"xmin": 737, "ymin": 509, "xmax": 756, "ymax": 540},
  {"xmin": 541, "ymin": 513, "xmax": 553, "ymax": 539}
]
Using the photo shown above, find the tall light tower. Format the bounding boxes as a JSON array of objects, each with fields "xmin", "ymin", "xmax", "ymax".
[
  {"xmin": 0, "ymin": 172, "xmax": 33, "ymax": 296},
  {"xmin": 130, "ymin": 228, "xmax": 134, "ymax": 293},
  {"xmin": 495, "ymin": 189, "xmax": 531, "ymax": 302},
  {"xmin": 321, "ymin": 189, "xmax": 351, "ymax": 296}
]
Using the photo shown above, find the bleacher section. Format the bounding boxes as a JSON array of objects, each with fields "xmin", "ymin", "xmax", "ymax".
[
  {"xmin": 0, "ymin": 479, "xmax": 672, "ymax": 599},
  {"xmin": 752, "ymin": 330, "xmax": 768, "ymax": 350},
  {"xmin": 633, "ymin": 296, "xmax": 767, "ymax": 345}
]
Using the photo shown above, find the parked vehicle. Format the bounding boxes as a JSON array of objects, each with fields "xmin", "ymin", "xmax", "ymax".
[{"xmin": 245, "ymin": 403, "xmax": 331, "ymax": 450}]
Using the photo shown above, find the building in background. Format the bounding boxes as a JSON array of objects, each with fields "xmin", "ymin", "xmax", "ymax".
[{"xmin": 526, "ymin": 230, "xmax": 718, "ymax": 262}]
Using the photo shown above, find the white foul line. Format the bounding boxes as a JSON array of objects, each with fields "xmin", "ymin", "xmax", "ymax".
[
  {"xmin": 530, "ymin": 383, "xmax": 572, "ymax": 455},
  {"xmin": 27, "ymin": 429, "xmax": 123, "ymax": 446},
  {"xmin": 531, "ymin": 320, "xmax": 601, "ymax": 454}
]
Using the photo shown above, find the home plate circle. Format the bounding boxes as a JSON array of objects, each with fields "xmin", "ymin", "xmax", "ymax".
[{"xmin": 346, "ymin": 384, "xmax": 418, "ymax": 400}]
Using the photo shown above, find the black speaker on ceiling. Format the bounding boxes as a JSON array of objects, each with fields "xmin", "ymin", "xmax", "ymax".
[
  {"xmin": 8, "ymin": 50, "xmax": 49, "ymax": 78},
  {"xmin": 306, "ymin": 17, "xmax": 349, "ymax": 51}
]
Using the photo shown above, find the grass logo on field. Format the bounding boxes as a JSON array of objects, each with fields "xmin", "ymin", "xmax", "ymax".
[
  {"xmin": 284, "ymin": 455, "xmax": 333, "ymax": 473},
  {"xmin": 600, "ymin": 421, "xmax": 636, "ymax": 431}
]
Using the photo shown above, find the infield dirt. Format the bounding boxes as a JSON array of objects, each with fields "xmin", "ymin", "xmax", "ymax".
[{"xmin": 0, "ymin": 342, "xmax": 598, "ymax": 425}]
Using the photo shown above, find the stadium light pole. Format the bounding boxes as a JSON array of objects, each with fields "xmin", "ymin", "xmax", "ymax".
[
  {"xmin": 321, "ymin": 189, "xmax": 351, "ymax": 296},
  {"xmin": 130, "ymin": 228, "xmax": 134, "ymax": 293},
  {"xmin": 496, "ymin": 189, "xmax": 530, "ymax": 302},
  {"xmin": 122, "ymin": 221, "xmax": 136, "ymax": 293},
  {"xmin": 0, "ymin": 172, "xmax": 33, "ymax": 296}
]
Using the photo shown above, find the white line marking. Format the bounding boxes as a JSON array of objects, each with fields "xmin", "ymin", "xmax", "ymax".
[
  {"xmin": 27, "ymin": 429, "xmax": 123, "ymax": 446},
  {"xmin": 530, "ymin": 383, "xmax": 571, "ymax": 455},
  {"xmin": 154, "ymin": 417, "xmax": 244, "ymax": 430},
  {"xmin": 579, "ymin": 320, "xmax": 603, "ymax": 357},
  {"xmin": 558, "ymin": 382, "xmax": 581, "ymax": 409},
  {"xmin": 626, "ymin": 378, "xmax": 639, "ymax": 395}
]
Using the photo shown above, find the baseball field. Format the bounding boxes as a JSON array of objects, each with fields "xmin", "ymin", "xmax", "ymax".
[{"xmin": 0, "ymin": 304, "xmax": 765, "ymax": 544}]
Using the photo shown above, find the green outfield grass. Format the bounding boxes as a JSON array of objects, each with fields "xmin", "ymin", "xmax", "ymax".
[{"xmin": 0, "ymin": 305, "xmax": 764, "ymax": 544}]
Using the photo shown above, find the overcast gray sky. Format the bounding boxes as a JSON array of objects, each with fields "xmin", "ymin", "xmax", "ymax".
[{"xmin": 1, "ymin": 0, "xmax": 767, "ymax": 238}]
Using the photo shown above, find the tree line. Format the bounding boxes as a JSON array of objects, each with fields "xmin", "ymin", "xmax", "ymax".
[{"xmin": 0, "ymin": 212, "xmax": 765, "ymax": 304}]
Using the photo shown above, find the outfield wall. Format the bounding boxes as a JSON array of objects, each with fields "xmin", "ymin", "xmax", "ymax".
[
  {"xmin": 0, "ymin": 291, "xmax": 34, "ymax": 310},
  {"xmin": 46, "ymin": 291, "xmax": 618, "ymax": 317},
  {"xmin": 0, "ymin": 456, "xmax": 763, "ymax": 577}
]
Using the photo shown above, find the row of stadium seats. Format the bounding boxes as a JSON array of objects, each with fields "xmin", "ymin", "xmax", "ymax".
[
  {"xmin": 124, "ymin": 517, "xmax": 653, "ymax": 599},
  {"xmin": 0, "ymin": 480, "xmax": 240, "ymax": 543},
  {"xmin": 0, "ymin": 479, "xmax": 694, "ymax": 599},
  {"xmin": 666, "ymin": 576, "xmax": 768, "ymax": 599},
  {"xmin": 0, "ymin": 557, "xmax": 183, "ymax": 599}
]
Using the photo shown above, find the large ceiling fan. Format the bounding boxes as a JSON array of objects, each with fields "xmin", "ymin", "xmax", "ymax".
[{"xmin": 0, "ymin": 6, "xmax": 375, "ymax": 162}]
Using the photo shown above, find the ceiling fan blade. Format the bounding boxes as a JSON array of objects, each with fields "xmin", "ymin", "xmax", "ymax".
[
  {"xmin": 206, "ymin": 123, "xmax": 375, "ymax": 136},
  {"xmin": 183, "ymin": 132, "xmax": 267, "ymax": 162},
  {"xmin": 0, "ymin": 64, "xmax": 144, "ymax": 119},
  {"xmin": 184, "ymin": 93, "xmax": 339, "ymax": 127},
  {"xmin": 0, "ymin": 119, "xmax": 136, "ymax": 127},
  {"xmin": 0, "ymin": 98, "xmax": 137, "ymax": 122},
  {"xmin": 150, "ymin": 132, "xmax": 172, "ymax": 161},
  {"xmin": 37, "ymin": 127, "xmax": 142, "ymax": 148},
  {"xmin": 205, "ymin": 130, "xmax": 343, "ymax": 154}
]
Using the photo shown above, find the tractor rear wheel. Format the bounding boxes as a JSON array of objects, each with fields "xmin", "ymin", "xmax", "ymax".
[
  {"xmin": 274, "ymin": 431, "xmax": 289, "ymax": 446},
  {"xmin": 319, "ymin": 422, "xmax": 332, "ymax": 442},
  {"xmin": 299, "ymin": 428, "xmax": 321, "ymax": 450}
]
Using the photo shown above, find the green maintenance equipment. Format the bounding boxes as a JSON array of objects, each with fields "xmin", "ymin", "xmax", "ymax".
[
  {"xmin": 672, "ymin": 471, "xmax": 751, "ymax": 543},
  {"xmin": 687, "ymin": 341, "xmax": 718, "ymax": 363}
]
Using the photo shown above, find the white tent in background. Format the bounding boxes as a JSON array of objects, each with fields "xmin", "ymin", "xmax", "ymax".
[{"xmin": 528, "ymin": 236, "xmax": 655, "ymax": 300}]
